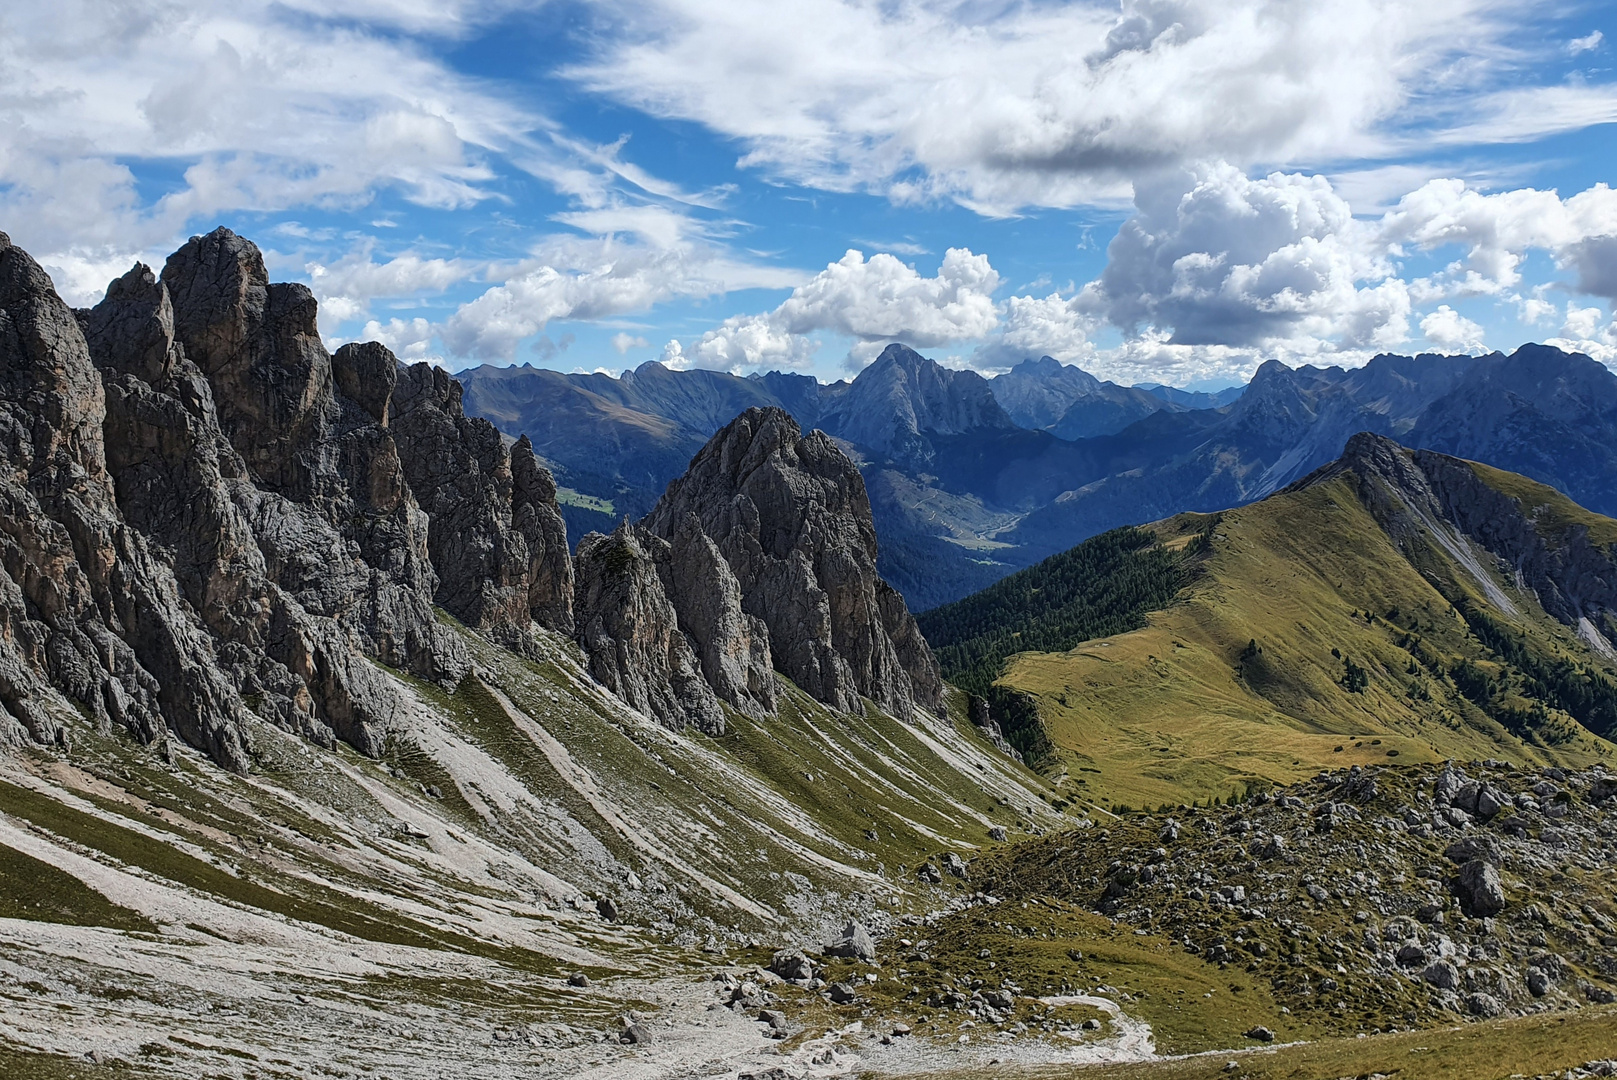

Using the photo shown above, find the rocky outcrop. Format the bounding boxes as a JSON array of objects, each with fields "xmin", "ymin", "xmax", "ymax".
[
  {"xmin": 391, "ymin": 362, "xmax": 574, "ymax": 649},
  {"xmin": 0, "ymin": 226, "xmax": 577, "ymax": 771},
  {"xmin": 655, "ymin": 512, "xmax": 775, "ymax": 719},
  {"xmin": 1306, "ymin": 432, "xmax": 1617, "ymax": 649},
  {"xmin": 573, "ymin": 522, "xmax": 723, "ymax": 734},
  {"xmin": 0, "ymin": 234, "xmax": 252, "ymax": 766},
  {"xmin": 643, "ymin": 407, "xmax": 943, "ymax": 721}
]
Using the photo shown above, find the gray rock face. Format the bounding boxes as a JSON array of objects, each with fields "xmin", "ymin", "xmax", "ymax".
[
  {"xmin": 823, "ymin": 919, "xmax": 876, "ymax": 961},
  {"xmin": 0, "ymin": 227, "xmax": 576, "ymax": 771},
  {"xmin": 1457, "ymin": 858, "xmax": 1507, "ymax": 917},
  {"xmin": 0, "ymin": 234, "xmax": 248, "ymax": 765},
  {"xmin": 655, "ymin": 513, "xmax": 775, "ymax": 719},
  {"xmin": 573, "ymin": 522, "xmax": 723, "ymax": 735},
  {"xmin": 643, "ymin": 407, "xmax": 943, "ymax": 721},
  {"xmin": 392, "ymin": 363, "xmax": 574, "ymax": 647}
]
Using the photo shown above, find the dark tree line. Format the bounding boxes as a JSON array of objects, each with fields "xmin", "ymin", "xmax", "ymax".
[
  {"xmin": 1459, "ymin": 603, "xmax": 1617, "ymax": 738},
  {"xmin": 918, "ymin": 526, "xmax": 1190, "ymax": 700}
]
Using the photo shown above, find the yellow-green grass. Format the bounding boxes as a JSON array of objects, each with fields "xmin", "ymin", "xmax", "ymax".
[
  {"xmin": 0, "ymin": 1045, "xmax": 164, "ymax": 1080},
  {"xmin": 399, "ymin": 628, "xmax": 1056, "ymax": 929},
  {"xmin": 555, "ymin": 486, "xmax": 615, "ymax": 515},
  {"xmin": 812, "ymin": 902, "xmax": 1302, "ymax": 1057},
  {"xmin": 997, "ymin": 474, "xmax": 1613, "ymax": 811},
  {"xmin": 885, "ymin": 1004, "xmax": 1617, "ymax": 1080},
  {"xmin": 0, "ymin": 840, "xmax": 155, "ymax": 932}
]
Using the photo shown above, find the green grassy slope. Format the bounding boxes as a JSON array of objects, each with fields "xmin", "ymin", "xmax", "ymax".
[{"xmin": 960, "ymin": 459, "xmax": 1616, "ymax": 811}]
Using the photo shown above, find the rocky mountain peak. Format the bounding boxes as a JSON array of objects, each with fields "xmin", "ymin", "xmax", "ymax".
[
  {"xmin": 819, "ymin": 343, "xmax": 1014, "ymax": 462},
  {"xmin": 644, "ymin": 406, "xmax": 944, "ymax": 721},
  {"xmin": 1009, "ymin": 355, "xmax": 1100, "ymax": 388},
  {"xmin": 990, "ymin": 354, "xmax": 1172, "ymax": 437},
  {"xmin": 1301, "ymin": 431, "xmax": 1617, "ymax": 655},
  {"xmin": 0, "ymin": 228, "xmax": 578, "ymax": 772}
]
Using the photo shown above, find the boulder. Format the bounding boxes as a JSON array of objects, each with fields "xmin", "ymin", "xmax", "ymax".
[
  {"xmin": 1422, "ymin": 961, "xmax": 1459, "ymax": 989},
  {"xmin": 769, "ymin": 949, "xmax": 816, "ymax": 982},
  {"xmin": 1433, "ymin": 764, "xmax": 1468, "ymax": 806},
  {"xmin": 827, "ymin": 982, "xmax": 859, "ymax": 1005},
  {"xmin": 1457, "ymin": 859, "xmax": 1507, "ymax": 917},
  {"xmin": 1396, "ymin": 943, "xmax": 1428, "ymax": 967},
  {"xmin": 824, "ymin": 920, "xmax": 876, "ymax": 961},
  {"xmin": 620, "ymin": 1019, "xmax": 654, "ymax": 1045}
]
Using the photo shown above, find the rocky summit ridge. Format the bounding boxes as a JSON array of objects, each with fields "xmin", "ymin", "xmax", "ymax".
[
  {"xmin": 574, "ymin": 406, "xmax": 944, "ymax": 731},
  {"xmin": 0, "ymin": 227, "xmax": 941, "ymax": 774}
]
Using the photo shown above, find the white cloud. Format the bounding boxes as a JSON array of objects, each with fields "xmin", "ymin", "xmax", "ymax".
[
  {"xmin": 1380, "ymin": 179, "xmax": 1617, "ymax": 299},
  {"xmin": 1562, "ymin": 304, "xmax": 1607, "ymax": 342},
  {"xmin": 441, "ymin": 235, "xmax": 802, "ymax": 361},
  {"xmin": 570, "ymin": 0, "xmax": 1582, "ymax": 216},
  {"xmin": 683, "ymin": 247, "xmax": 1001, "ymax": 370},
  {"xmin": 1545, "ymin": 303, "xmax": 1617, "ymax": 364},
  {"xmin": 1517, "ymin": 293, "xmax": 1558, "ymax": 325},
  {"xmin": 1419, "ymin": 305, "xmax": 1486, "ymax": 351},
  {"xmin": 1569, "ymin": 30, "xmax": 1604, "ymax": 55},
  {"xmin": 0, "ymin": 1, "xmax": 536, "ymax": 265},
  {"xmin": 972, "ymin": 292, "xmax": 1099, "ymax": 371},
  {"xmin": 1087, "ymin": 162, "xmax": 1410, "ymax": 352},
  {"xmin": 361, "ymin": 315, "xmax": 440, "ymax": 364},
  {"xmin": 306, "ymin": 247, "xmax": 473, "ymax": 325},
  {"xmin": 610, "ymin": 332, "xmax": 649, "ymax": 354}
]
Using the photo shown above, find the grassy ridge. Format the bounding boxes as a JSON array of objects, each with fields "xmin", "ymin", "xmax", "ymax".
[{"xmin": 991, "ymin": 472, "xmax": 1615, "ymax": 811}]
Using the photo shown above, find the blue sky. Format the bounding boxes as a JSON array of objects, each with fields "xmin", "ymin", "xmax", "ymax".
[{"xmin": 3, "ymin": 1, "xmax": 1616, "ymax": 387}]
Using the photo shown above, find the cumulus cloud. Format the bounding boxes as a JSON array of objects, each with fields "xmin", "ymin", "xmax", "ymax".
[
  {"xmin": 1380, "ymin": 179, "xmax": 1617, "ymax": 299},
  {"xmin": 361, "ymin": 315, "xmax": 440, "ymax": 363},
  {"xmin": 1545, "ymin": 303, "xmax": 1617, "ymax": 364},
  {"xmin": 1086, "ymin": 162, "xmax": 1409, "ymax": 352},
  {"xmin": 570, "ymin": 0, "xmax": 1586, "ymax": 215},
  {"xmin": 683, "ymin": 247, "xmax": 1001, "ymax": 370},
  {"xmin": 306, "ymin": 248, "xmax": 473, "ymax": 324},
  {"xmin": 610, "ymin": 332, "xmax": 650, "ymax": 354},
  {"xmin": 1562, "ymin": 235, "xmax": 1617, "ymax": 304},
  {"xmin": 973, "ymin": 292, "xmax": 1100, "ymax": 371},
  {"xmin": 1419, "ymin": 305, "xmax": 1487, "ymax": 351}
]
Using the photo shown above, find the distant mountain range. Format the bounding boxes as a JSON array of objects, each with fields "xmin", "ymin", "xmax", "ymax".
[
  {"xmin": 459, "ymin": 341, "xmax": 1617, "ymax": 611},
  {"xmin": 988, "ymin": 355, "xmax": 1242, "ymax": 439}
]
